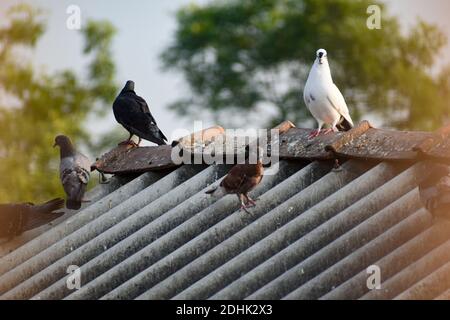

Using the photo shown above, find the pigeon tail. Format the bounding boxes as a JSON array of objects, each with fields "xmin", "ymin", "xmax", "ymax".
[
  {"xmin": 156, "ymin": 136, "xmax": 168, "ymax": 146},
  {"xmin": 64, "ymin": 177, "xmax": 88, "ymax": 211},
  {"xmin": 205, "ymin": 187, "xmax": 217, "ymax": 195},
  {"xmin": 205, "ymin": 186, "xmax": 226, "ymax": 197},
  {"xmin": 142, "ymin": 126, "xmax": 168, "ymax": 146},
  {"xmin": 147, "ymin": 134, "xmax": 167, "ymax": 146},
  {"xmin": 155, "ymin": 127, "xmax": 168, "ymax": 145},
  {"xmin": 336, "ymin": 116, "xmax": 353, "ymax": 131},
  {"xmin": 66, "ymin": 199, "xmax": 82, "ymax": 210}
]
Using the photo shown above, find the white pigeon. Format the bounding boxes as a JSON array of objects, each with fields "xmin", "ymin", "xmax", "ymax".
[{"xmin": 303, "ymin": 48, "xmax": 354, "ymax": 138}]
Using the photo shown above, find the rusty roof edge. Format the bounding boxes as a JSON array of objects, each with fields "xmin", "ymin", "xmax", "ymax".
[
  {"xmin": 179, "ymin": 120, "xmax": 295, "ymax": 159},
  {"xmin": 274, "ymin": 120, "xmax": 296, "ymax": 133},
  {"xmin": 414, "ymin": 123, "xmax": 450, "ymax": 162},
  {"xmin": 91, "ymin": 144, "xmax": 178, "ymax": 175},
  {"xmin": 92, "ymin": 120, "xmax": 450, "ymax": 175},
  {"xmin": 313, "ymin": 121, "xmax": 435, "ymax": 162},
  {"xmin": 325, "ymin": 120, "xmax": 372, "ymax": 154}
]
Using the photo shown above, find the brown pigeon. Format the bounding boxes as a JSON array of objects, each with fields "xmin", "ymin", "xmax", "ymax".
[
  {"xmin": 206, "ymin": 147, "xmax": 264, "ymax": 213},
  {"xmin": 54, "ymin": 135, "xmax": 91, "ymax": 210},
  {"xmin": 0, "ymin": 198, "xmax": 64, "ymax": 239}
]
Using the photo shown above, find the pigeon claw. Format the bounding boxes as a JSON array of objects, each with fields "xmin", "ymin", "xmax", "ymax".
[
  {"xmin": 240, "ymin": 205, "xmax": 251, "ymax": 214},
  {"xmin": 246, "ymin": 197, "xmax": 258, "ymax": 207},
  {"xmin": 118, "ymin": 140, "xmax": 139, "ymax": 148},
  {"xmin": 308, "ymin": 130, "xmax": 321, "ymax": 139}
]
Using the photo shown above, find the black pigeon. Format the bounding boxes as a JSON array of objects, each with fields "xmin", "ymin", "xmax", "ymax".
[
  {"xmin": 113, "ymin": 80, "xmax": 167, "ymax": 146},
  {"xmin": 54, "ymin": 135, "xmax": 91, "ymax": 210},
  {"xmin": 0, "ymin": 198, "xmax": 64, "ymax": 239}
]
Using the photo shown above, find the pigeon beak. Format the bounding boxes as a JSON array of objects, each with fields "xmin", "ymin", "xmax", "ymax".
[
  {"xmin": 318, "ymin": 58, "xmax": 323, "ymax": 64},
  {"xmin": 53, "ymin": 143, "xmax": 57, "ymax": 148}
]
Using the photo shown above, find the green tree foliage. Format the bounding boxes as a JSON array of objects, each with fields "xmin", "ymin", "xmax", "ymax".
[
  {"xmin": 0, "ymin": 4, "xmax": 117, "ymax": 203},
  {"xmin": 162, "ymin": 0, "xmax": 449, "ymax": 129}
]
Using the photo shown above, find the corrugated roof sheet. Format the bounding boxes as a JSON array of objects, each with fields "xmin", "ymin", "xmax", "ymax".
[{"xmin": 1, "ymin": 126, "xmax": 450, "ymax": 300}]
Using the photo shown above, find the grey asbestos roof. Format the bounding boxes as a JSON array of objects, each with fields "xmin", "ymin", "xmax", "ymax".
[{"xmin": 0, "ymin": 156, "xmax": 449, "ymax": 300}]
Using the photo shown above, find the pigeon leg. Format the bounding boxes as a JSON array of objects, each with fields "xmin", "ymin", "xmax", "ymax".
[
  {"xmin": 331, "ymin": 118, "xmax": 340, "ymax": 133},
  {"xmin": 243, "ymin": 194, "xmax": 254, "ymax": 207},
  {"xmin": 119, "ymin": 140, "xmax": 139, "ymax": 148},
  {"xmin": 119, "ymin": 133, "xmax": 139, "ymax": 147},
  {"xmin": 245, "ymin": 194, "xmax": 258, "ymax": 207},
  {"xmin": 240, "ymin": 205, "xmax": 251, "ymax": 214},
  {"xmin": 119, "ymin": 133, "xmax": 131, "ymax": 145},
  {"xmin": 247, "ymin": 200, "xmax": 257, "ymax": 207},
  {"xmin": 308, "ymin": 130, "xmax": 320, "ymax": 139},
  {"xmin": 308, "ymin": 122, "xmax": 324, "ymax": 139},
  {"xmin": 238, "ymin": 194, "xmax": 251, "ymax": 213},
  {"xmin": 322, "ymin": 128, "xmax": 334, "ymax": 135}
]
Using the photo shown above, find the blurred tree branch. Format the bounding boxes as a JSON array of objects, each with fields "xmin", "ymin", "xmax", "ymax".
[
  {"xmin": 161, "ymin": 0, "xmax": 449, "ymax": 130},
  {"xmin": 0, "ymin": 4, "xmax": 118, "ymax": 202}
]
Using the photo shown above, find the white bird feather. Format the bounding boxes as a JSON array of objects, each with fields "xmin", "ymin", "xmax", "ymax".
[{"xmin": 303, "ymin": 48, "xmax": 353, "ymax": 136}]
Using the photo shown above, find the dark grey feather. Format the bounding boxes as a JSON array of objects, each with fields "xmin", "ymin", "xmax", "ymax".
[
  {"xmin": 54, "ymin": 135, "xmax": 91, "ymax": 210},
  {"xmin": 0, "ymin": 198, "xmax": 64, "ymax": 238},
  {"xmin": 113, "ymin": 80, "xmax": 168, "ymax": 145}
]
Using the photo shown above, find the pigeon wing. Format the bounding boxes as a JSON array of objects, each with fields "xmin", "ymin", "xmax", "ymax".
[
  {"xmin": 134, "ymin": 95, "xmax": 168, "ymax": 142},
  {"xmin": 239, "ymin": 175, "xmax": 263, "ymax": 194},
  {"xmin": 113, "ymin": 95, "xmax": 167, "ymax": 144},
  {"xmin": 221, "ymin": 166, "xmax": 247, "ymax": 193},
  {"xmin": 327, "ymin": 83, "xmax": 354, "ymax": 127},
  {"xmin": 74, "ymin": 152, "xmax": 91, "ymax": 176},
  {"xmin": 113, "ymin": 95, "xmax": 143, "ymax": 126},
  {"xmin": 221, "ymin": 163, "xmax": 263, "ymax": 194},
  {"xmin": 61, "ymin": 168, "xmax": 89, "ymax": 198},
  {"xmin": 125, "ymin": 114, "xmax": 168, "ymax": 145},
  {"xmin": 134, "ymin": 94, "xmax": 157, "ymax": 124},
  {"xmin": 60, "ymin": 154, "xmax": 90, "ymax": 203}
]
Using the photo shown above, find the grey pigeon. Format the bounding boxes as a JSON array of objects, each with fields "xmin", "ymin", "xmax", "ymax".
[
  {"xmin": 304, "ymin": 48, "xmax": 354, "ymax": 138},
  {"xmin": 113, "ymin": 80, "xmax": 168, "ymax": 146},
  {"xmin": 0, "ymin": 198, "xmax": 64, "ymax": 239},
  {"xmin": 54, "ymin": 135, "xmax": 91, "ymax": 210}
]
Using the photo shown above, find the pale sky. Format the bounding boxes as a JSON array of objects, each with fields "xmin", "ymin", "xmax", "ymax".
[{"xmin": 1, "ymin": 0, "xmax": 449, "ymax": 142}]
